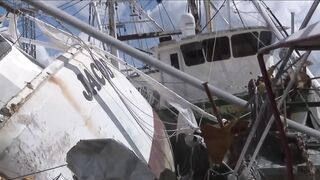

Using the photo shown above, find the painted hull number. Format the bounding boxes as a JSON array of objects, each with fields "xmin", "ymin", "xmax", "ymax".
[{"xmin": 77, "ymin": 58, "xmax": 114, "ymax": 101}]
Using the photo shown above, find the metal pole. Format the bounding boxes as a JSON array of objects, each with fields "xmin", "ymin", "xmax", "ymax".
[
  {"xmin": 231, "ymin": 2, "xmax": 319, "ymax": 175},
  {"xmin": 209, "ymin": 1, "xmax": 230, "ymax": 27},
  {"xmin": 246, "ymin": 52, "xmax": 311, "ymax": 175},
  {"xmin": 22, "ymin": 0, "xmax": 247, "ymax": 107},
  {"xmin": 300, "ymin": 0, "xmax": 320, "ymax": 29},
  {"xmin": 203, "ymin": 82, "xmax": 224, "ymax": 129},
  {"xmin": 252, "ymin": 0, "xmax": 285, "ymax": 40},
  {"xmin": 92, "ymin": 2, "xmax": 107, "ymax": 51},
  {"xmin": 253, "ymin": 0, "xmax": 319, "ymax": 84},
  {"xmin": 22, "ymin": 0, "xmax": 320, "ymax": 140},
  {"xmin": 204, "ymin": 0, "xmax": 212, "ymax": 32},
  {"xmin": 107, "ymin": 0, "xmax": 119, "ymax": 68},
  {"xmin": 291, "ymin": 12, "xmax": 295, "ymax": 34}
]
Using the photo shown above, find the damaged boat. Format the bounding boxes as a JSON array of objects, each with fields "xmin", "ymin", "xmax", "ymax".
[{"xmin": 0, "ymin": 28, "xmax": 174, "ymax": 179}]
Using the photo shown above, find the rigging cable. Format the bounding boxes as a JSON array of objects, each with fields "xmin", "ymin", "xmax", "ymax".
[
  {"xmin": 71, "ymin": 2, "xmax": 90, "ymax": 17},
  {"xmin": 157, "ymin": 4, "xmax": 165, "ymax": 29},
  {"xmin": 58, "ymin": 0, "xmax": 83, "ymax": 11},
  {"xmin": 57, "ymin": 0, "xmax": 76, "ymax": 9},
  {"xmin": 27, "ymin": 0, "xmax": 86, "ymax": 40},
  {"xmin": 35, "ymin": 15, "xmax": 198, "ymax": 143},
  {"xmin": 161, "ymin": 2, "xmax": 176, "ymax": 30},
  {"xmin": 8, "ymin": 164, "xmax": 67, "ymax": 180},
  {"xmin": 260, "ymin": 0, "xmax": 301, "ymax": 59},
  {"xmin": 0, "ymin": 14, "xmax": 24, "ymax": 61},
  {"xmin": 260, "ymin": 0, "xmax": 289, "ymax": 37},
  {"xmin": 200, "ymin": 0, "xmax": 226, "ymax": 33},
  {"xmin": 232, "ymin": 0, "xmax": 245, "ymax": 28},
  {"xmin": 231, "ymin": 1, "xmax": 285, "ymax": 69}
]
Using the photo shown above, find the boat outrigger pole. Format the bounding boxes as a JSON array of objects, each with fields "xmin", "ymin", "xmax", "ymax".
[{"xmin": 22, "ymin": 0, "xmax": 320, "ymax": 140}]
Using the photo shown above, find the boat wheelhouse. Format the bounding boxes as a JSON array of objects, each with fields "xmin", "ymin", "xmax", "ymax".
[{"xmin": 131, "ymin": 26, "xmax": 275, "ymax": 110}]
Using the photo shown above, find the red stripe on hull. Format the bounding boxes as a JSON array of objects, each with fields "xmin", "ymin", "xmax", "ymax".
[{"xmin": 148, "ymin": 111, "xmax": 175, "ymax": 179}]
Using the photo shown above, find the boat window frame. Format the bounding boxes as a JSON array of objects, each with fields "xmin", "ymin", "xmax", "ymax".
[
  {"xmin": 259, "ymin": 31, "xmax": 273, "ymax": 49},
  {"xmin": 202, "ymin": 36, "xmax": 231, "ymax": 62},
  {"xmin": 170, "ymin": 53, "xmax": 180, "ymax": 69},
  {"xmin": 180, "ymin": 41, "xmax": 206, "ymax": 66},
  {"xmin": 231, "ymin": 31, "xmax": 259, "ymax": 58}
]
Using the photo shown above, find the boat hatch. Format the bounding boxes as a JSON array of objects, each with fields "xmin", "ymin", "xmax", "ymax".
[{"xmin": 180, "ymin": 31, "xmax": 273, "ymax": 67}]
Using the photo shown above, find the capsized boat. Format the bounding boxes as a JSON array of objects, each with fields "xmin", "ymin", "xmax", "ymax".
[{"xmin": 0, "ymin": 33, "xmax": 174, "ymax": 179}]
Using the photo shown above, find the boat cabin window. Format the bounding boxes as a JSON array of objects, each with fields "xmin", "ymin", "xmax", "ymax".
[
  {"xmin": 180, "ymin": 42, "xmax": 205, "ymax": 66},
  {"xmin": 259, "ymin": 31, "xmax": 272, "ymax": 49},
  {"xmin": 202, "ymin": 36, "xmax": 230, "ymax": 62},
  {"xmin": 0, "ymin": 36, "xmax": 12, "ymax": 60},
  {"xmin": 170, "ymin": 53, "xmax": 180, "ymax": 69},
  {"xmin": 231, "ymin": 32, "xmax": 258, "ymax": 58}
]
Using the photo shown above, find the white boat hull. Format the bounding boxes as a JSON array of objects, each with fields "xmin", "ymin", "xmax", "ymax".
[{"xmin": 0, "ymin": 42, "xmax": 174, "ymax": 179}]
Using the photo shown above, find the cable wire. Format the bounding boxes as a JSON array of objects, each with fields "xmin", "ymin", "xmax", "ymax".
[
  {"xmin": 232, "ymin": 0, "xmax": 245, "ymax": 28},
  {"xmin": 8, "ymin": 164, "xmax": 67, "ymax": 180},
  {"xmin": 161, "ymin": 2, "xmax": 176, "ymax": 30},
  {"xmin": 200, "ymin": 0, "xmax": 226, "ymax": 33}
]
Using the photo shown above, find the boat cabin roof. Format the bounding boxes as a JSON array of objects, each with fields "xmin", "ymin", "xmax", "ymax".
[{"xmin": 157, "ymin": 26, "xmax": 271, "ymax": 48}]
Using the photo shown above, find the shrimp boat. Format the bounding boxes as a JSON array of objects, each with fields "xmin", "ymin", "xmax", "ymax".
[{"xmin": 1, "ymin": 0, "xmax": 320, "ymax": 180}]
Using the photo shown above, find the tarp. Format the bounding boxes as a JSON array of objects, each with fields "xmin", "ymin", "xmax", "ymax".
[{"xmin": 66, "ymin": 139, "xmax": 155, "ymax": 180}]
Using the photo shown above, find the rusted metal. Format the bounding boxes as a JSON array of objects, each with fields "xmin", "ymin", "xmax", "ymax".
[
  {"xmin": 0, "ymin": 49, "xmax": 75, "ymax": 130},
  {"xmin": 201, "ymin": 123, "xmax": 233, "ymax": 164},
  {"xmin": 202, "ymin": 82, "xmax": 224, "ymax": 129},
  {"xmin": 0, "ymin": 107, "xmax": 11, "ymax": 117},
  {"xmin": 258, "ymin": 54, "xmax": 294, "ymax": 180}
]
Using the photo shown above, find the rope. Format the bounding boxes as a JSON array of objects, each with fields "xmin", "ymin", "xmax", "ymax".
[
  {"xmin": 200, "ymin": 0, "xmax": 226, "ymax": 33},
  {"xmin": 157, "ymin": 4, "xmax": 164, "ymax": 29},
  {"xmin": 161, "ymin": 2, "xmax": 176, "ymax": 30},
  {"xmin": 59, "ymin": 0, "xmax": 82, "ymax": 11},
  {"xmin": 260, "ymin": 0, "xmax": 289, "ymax": 37},
  {"xmin": 71, "ymin": 2, "xmax": 90, "ymax": 17},
  {"xmin": 57, "ymin": 0, "xmax": 76, "ymax": 9},
  {"xmin": 232, "ymin": 0, "xmax": 245, "ymax": 28}
]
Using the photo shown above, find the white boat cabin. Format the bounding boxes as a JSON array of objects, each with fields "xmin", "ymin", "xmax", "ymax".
[{"xmin": 134, "ymin": 27, "xmax": 275, "ymax": 106}]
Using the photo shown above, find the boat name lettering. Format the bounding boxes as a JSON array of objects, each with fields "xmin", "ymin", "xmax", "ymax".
[{"xmin": 77, "ymin": 58, "xmax": 114, "ymax": 101}]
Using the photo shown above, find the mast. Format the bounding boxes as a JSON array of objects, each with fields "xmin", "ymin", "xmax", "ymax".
[
  {"xmin": 188, "ymin": 0, "xmax": 201, "ymax": 33},
  {"xmin": 204, "ymin": 0, "xmax": 212, "ymax": 32},
  {"xmin": 92, "ymin": 1, "xmax": 107, "ymax": 51},
  {"xmin": 209, "ymin": 1, "xmax": 230, "ymax": 27},
  {"xmin": 107, "ymin": 0, "xmax": 119, "ymax": 68}
]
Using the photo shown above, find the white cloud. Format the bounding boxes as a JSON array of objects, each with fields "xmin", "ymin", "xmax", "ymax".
[{"xmin": 36, "ymin": 45, "xmax": 51, "ymax": 66}]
